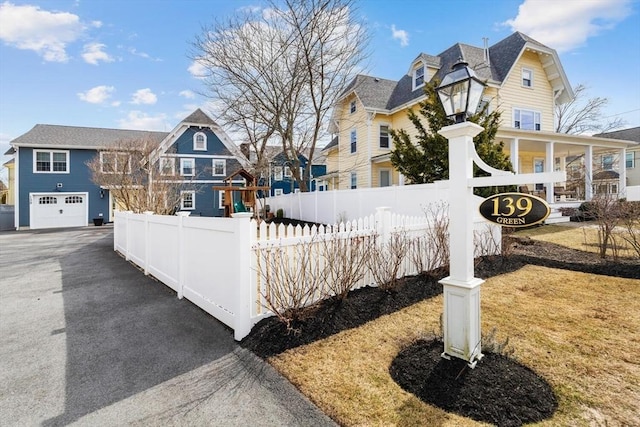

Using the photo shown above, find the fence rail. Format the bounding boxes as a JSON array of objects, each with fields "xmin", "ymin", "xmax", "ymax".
[{"xmin": 114, "ymin": 204, "xmax": 500, "ymax": 341}]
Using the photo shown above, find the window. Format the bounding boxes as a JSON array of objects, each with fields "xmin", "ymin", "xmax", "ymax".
[
  {"xmin": 522, "ymin": 68, "xmax": 533, "ymax": 87},
  {"xmin": 274, "ymin": 189, "xmax": 283, "ymax": 196},
  {"xmin": 413, "ymin": 64, "xmax": 425, "ymax": 89},
  {"xmin": 477, "ymin": 97, "xmax": 492, "ymax": 115},
  {"xmin": 193, "ymin": 132, "xmax": 207, "ymax": 151},
  {"xmin": 601, "ymin": 155, "xmax": 614, "ymax": 170},
  {"xmin": 160, "ymin": 157, "xmax": 175, "ymax": 175},
  {"xmin": 379, "ymin": 125, "xmax": 390, "ymax": 149},
  {"xmin": 350, "ymin": 100, "xmax": 356, "ymax": 114},
  {"xmin": 514, "ymin": 109, "xmax": 541, "ymax": 131},
  {"xmin": 180, "ymin": 158, "xmax": 195, "ymax": 176},
  {"xmin": 65, "ymin": 195, "xmax": 83, "ymax": 204},
  {"xmin": 274, "ymin": 166, "xmax": 283, "ymax": 181},
  {"xmin": 218, "ymin": 191, "xmax": 225, "ymax": 209},
  {"xmin": 181, "ymin": 191, "xmax": 195, "ymax": 210},
  {"xmin": 380, "ymin": 170, "xmax": 391, "ymax": 187},
  {"xmin": 34, "ymin": 150, "xmax": 68, "ymax": 173},
  {"xmin": 284, "ymin": 166, "xmax": 292, "ymax": 178},
  {"xmin": 39, "ymin": 196, "xmax": 57, "ymax": 204},
  {"xmin": 212, "ymin": 158, "xmax": 226, "ymax": 176},
  {"xmin": 626, "ymin": 152, "xmax": 635, "ymax": 169},
  {"xmin": 100, "ymin": 152, "xmax": 130, "ymax": 174},
  {"xmin": 350, "ymin": 172, "xmax": 357, "ymax": 189},
  {"xmin": 350, "ymin": 129, "xmax": 357, "ymax": 153}
]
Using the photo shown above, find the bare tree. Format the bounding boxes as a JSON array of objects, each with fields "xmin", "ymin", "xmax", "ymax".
[
  {"xmin": 556, "ymin": 84, "xmax": 626, "ymax": 135},
  {"xmin": 191, "ymin": 0, "xmax": 369, "ymax": 191},
  {"xmin": 86, "ymin": 137, "xmax": 193, "ymax": 214}
]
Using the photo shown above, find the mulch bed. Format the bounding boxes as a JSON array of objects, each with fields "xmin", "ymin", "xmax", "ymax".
[{"xmin": 240, "ymin": 236, "xmax": 639, "ymax": 425}]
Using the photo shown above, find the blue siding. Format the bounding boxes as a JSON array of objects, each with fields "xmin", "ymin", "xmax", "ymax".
[
  {"xmin": 268, "ymin": 153, "xmax": 326, "ymax": 195},
  {"xmin": 18, "ymin": 147, "xmax": 110, "ymax": 227}
]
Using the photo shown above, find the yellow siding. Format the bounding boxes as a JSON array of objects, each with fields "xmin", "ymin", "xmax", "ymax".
[{"xmin": 497, "ymin": 50, "xmax": 555, "ymax": 131}]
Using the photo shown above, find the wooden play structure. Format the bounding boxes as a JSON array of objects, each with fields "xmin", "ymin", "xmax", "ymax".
[{"xmin": 213, "ymin": 168, "xmax": 270, "ymax": 217}]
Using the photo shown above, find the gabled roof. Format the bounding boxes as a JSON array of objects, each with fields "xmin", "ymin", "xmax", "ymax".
[
  {"xmin": 594, "ymin": 127, "xmax": 640, "ymax": 144},
  {"xmin": 10, "ymin": 124, "xmax": 167, "ymax": 150},
  {"xmin": 150, "ymin": 109, "xmax": 249, "ymax": 168},
  {"xmin": 322, "ymin": 136, "xmax": 338, "ymax": 152},
  {"xmin": 340, "ymin": 31, "xmax": 573, "ymax": 113}
]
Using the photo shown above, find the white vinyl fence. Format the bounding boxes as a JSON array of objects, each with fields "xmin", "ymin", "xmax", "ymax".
[
  {"xmin": 627, "ymin": 185, "xmax": 640, "ymax": 201},
  {"xmin": 114, "ymin": 206, "xmax": 499, "ymax": 341}
]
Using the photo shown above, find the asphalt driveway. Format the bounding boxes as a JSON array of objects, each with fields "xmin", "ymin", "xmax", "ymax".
[{"xmin": 0, "ymin": 226, "xmax": 336, "ymax": 426}]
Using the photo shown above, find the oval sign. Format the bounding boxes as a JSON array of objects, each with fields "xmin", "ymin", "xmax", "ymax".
[{"xmin": 479, "ymin": 192, "xmax": 550, "ymax": 227}]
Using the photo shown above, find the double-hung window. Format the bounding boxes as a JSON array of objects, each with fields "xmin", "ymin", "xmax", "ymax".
[
  {"xmin": 34, "ymin": 150, "xmax": 69, "ymax": 173},
  {"xmin": 180, "ymin": 158, "xmax": 195, "ymax": 176},
  {"xmin": 350, "ymin": 100, "xmax": 357, "ymax": 114},
  {"xmin": 274, "ymin": 166, "xmax": 283, "ymax": 181},
  {"xmin": 514, "ymin": 109, "xmax": 541, "ymax": 131},
  {"xmin": 100, "ymin": 152, "xmax": 130, "ymax": 174},
  {"xmin": 601, "ymin": 155, "xmax": 614, "ymax": 170},
  {"xmin": 284, "ymin": 166, "xmax": 292, "ymax": 178},
  {"xmin": 522, "ymin": 68, "xmax": 533, "ymax": 87},
  {"xmin": 181, "ymin": 191, "xmax": 195, "ymax": 210},
  {"xmin": 350, "ymin": 129, "xmax": 357, "ymax": 153},
  {"xmin": 379, "ymin": 125, "xmax": 390, "ymax": 149},
  {"xmin": 160, "ymin": 157, "xmax": 175, "ymax": 175},
  {"xmin": 193, "ymin": 132, "xmax": 207, "ymax": 151},
  {"xmin": 212, "ymin": 158, "xmax": 226, "ymax": 176},
  {"xmin": 413, "ymin": 65, "xmax": 425, "ymax": 89},
  {"xmin": 626, "ymin": 152, "xmax": 635, "ymax": 169},
  {"xmin": 350, "ymin": 172, "xmax": 357, "ymax": 189}
]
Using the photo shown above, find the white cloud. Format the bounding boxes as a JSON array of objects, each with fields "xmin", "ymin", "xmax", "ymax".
[
  {"xmin": 82, "ymin": 42, "xmax": 114, "ymax": 65},
  {"xmin": 128, "ymin": 47, "xmax": 162, "ymax": 61},
  {"xmin": 118, "ymin": 111, "xmax": 168, "ymax": 131},
  {"xmin": 179, "ymin": 90, "xmax": 195, "ymax": 99},
  {"xmin": 130, "ymin": 88, "xmax": 157, "ymax": 105},
  {"xmin": 188, "ymin": 60, "xmax": 207, "ymax": 79},
  {"xmin": 391, "ymin": 24, "xmax": 409, "ymax": 47},
  {"xmin": 0, "ymin": 2, "xmax": 87, "ymax": 62},
  {"xmin": 77, "ymin": 85, "xmax": 115, "ymax": 104},
  {"xmin": 504, "ymin": 0, "xmax": 633, "ymax": 52}
]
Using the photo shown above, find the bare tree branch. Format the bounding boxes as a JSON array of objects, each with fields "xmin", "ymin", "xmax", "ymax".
[{"xmin": 556, "ymin": 84, "xmax": 626, "ymax": 135}]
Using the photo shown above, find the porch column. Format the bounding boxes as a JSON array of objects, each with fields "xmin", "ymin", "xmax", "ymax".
[
  {"xmin": 619, "ymin": 147, "xmax": 627, "ymax": 196},
  {"xmin": 585, "ymin": 146, "xmax": 593, "ymax": 200},
  {"xmin": 510, "ymin": 138, "xmax": 519, "ymax": 173},
  {"xmin": 399, "ymin": 172, "xmax": 405, "ymax": 186},
  {"xmin": 545, "ymin": 141, "xmax": 555, "ymax": 204}
]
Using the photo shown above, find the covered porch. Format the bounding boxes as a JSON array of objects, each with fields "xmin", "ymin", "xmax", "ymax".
[{"xmin": 497, "ymin": 128, "xmax": 632, "ymax": 205}]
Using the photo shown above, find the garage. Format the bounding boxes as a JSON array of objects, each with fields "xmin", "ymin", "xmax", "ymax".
[{"xmin": 29, "ymin": 192, "xmax": 88, "ymax": 229}]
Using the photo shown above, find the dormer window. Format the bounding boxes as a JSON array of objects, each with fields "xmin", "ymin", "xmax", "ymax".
[
  {"xmin": 522, "ymin": 68, "xmax": 533, "ymax": 88},
  {"xmin": 413, "ymin": 64, "xmax": 425, "ymax": 89},
  {"xmin": 350, "ymin": 100, "xmax": 356, "ymax": 114},
  {"xmin": 193, "ymin": 132, "xmax": 207, "ymax": 151}
]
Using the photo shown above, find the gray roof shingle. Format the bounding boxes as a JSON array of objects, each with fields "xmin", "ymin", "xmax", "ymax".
[
  {"xmin": 10, "ymin": 124, "xmax": 168, "ymax": 149},
  {"xmin": 594, "ymin": 127, "xmax": 640, "ymax": 144},
  {"xmin": 181, "ymin": 108, "xmax": 217, "ymax": 125}
]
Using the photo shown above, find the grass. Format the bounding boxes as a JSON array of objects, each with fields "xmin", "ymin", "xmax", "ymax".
[
  {"xmin": 514, "ymin": 223, "xmax": 639, "ymax": 258},
  {"xmin": 269, "ymin": 265, "xmax": 640, "ymax": 426}
]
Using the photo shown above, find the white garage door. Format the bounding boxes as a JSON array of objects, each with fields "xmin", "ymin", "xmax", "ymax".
[{"xmin": 30, "ymin": 192, "xmax": 88, "ymax": 229}]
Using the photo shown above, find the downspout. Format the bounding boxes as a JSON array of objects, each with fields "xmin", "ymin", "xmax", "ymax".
[{"xmin": 367, "ymin": 111, "xmax": 376, "ymax": 188}]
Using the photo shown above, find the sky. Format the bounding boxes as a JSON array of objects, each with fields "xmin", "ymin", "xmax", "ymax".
[{"xmin": 1, "ymin": 0, "xmax": 639, "ymax": 182}]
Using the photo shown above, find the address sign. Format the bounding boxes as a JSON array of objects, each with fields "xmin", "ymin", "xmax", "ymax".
[{"xmin": 478, "ymin": 192, "xmax": 550, "ymax": 227}]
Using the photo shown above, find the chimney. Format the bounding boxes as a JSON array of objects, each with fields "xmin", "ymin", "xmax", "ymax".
[{"xmin": 483, "ymin": 37, "xmax": 490, "ymax": 67}]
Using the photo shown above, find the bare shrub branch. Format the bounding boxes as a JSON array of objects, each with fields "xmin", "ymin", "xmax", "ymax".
[
  {"xmin": 368, "ymin": 231, "xmax": 411, "ymax": 290},
  {"xmin": 320, "ymin": 232, "xmax": 372, "ymax": 300}
]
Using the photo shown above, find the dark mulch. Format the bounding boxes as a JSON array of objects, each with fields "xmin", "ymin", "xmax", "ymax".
[
  {"xmin": 240, "ymin": 235, "xmax": 638, "ymax": 424},
  {"xmin": 389, "ymin": 339, "xmax": 558, "ymax": 427}
]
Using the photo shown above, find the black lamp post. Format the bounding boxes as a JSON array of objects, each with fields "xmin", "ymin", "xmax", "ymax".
[{"xmin": 436, "ymin": 59, "xmax": 486, "ymax": 123}]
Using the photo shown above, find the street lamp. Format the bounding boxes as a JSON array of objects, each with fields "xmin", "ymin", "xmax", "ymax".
[{"xmin": 436, "ymin": 59, "xmax": 485, "ymax": 123}]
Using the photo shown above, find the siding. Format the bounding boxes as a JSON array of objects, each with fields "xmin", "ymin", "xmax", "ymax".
[
  {"xmin": 17, "ymin": 147, "xmax": 110, "ymax": 227},
  {"xmin": 497, "ymin": 50, "xmax": 555, "ymax": 131}
]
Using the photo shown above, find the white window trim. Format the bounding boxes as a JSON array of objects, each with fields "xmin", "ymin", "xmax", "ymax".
[
  {"xmin": 160, "ymin": 157, "xmax": 175, "ymax": 176},
  {"xmin": 350, "ymin": 129, "xmax": 357, "ymax": 154},
  {"xmin": 218, "ymin": 190, "xmax": 225, "ymax": 209},
  {"xmin": 284, "ymin": 165, "xmax": 292, "ymax": 178},
  {"xmin": 513, "ymin": 107, "xmax": 542, "ymax": 131},
  {"xmin": 274, "ymin": 166, "xmax": 283, "ymax": 181},
  {"xmin": 522, "ymin": 67, "xmax": 533, "ymax": 88},
  {"xmin": 350, "ymin": 171, "xmax": 357, "ymax": 189},
  {"xmin": 180, "ymin": 158, "xmax": 195, "ymax": 176},
  {"xmin": 349, "ymin": 100, "xmax": 357, "ymax": 114},
  {"xmin": 100, "ymin": 152, "xmax": 131, "ymax": 174},
  {"xmin": 274, "ymin": 188, "xmax": 283, "ymax": 196},
  {"xmin": 601, "ymin": 154, "xmax": 614, "ymax": 170},
  {"xmin": 379, "ymin": 124, "xmax": 390, "ymax": 149},
  {"xmin": 413, "ymin": 64, "xmax": 425, "ymax": 91},
  {"xmin": 33, "ymin": 149, "xmax": 69, "ymax": 174},
  {"xmin": 212, "ymin": 158, "xmax": 226, "ymax": 176},
  {"xmin": 379, "ymin": 169, "xmax": 392, "ymax": 187},
  {"xmin": 181, "ymin": 191, "xmax": 195, "ymax": 210},
  {"xmin": 626, "ymin": 152, "xmax": 635, "ymax": 169},
  {"xmin": 193, "ymin": 132, "xmax": 207, "ymax": 151}
]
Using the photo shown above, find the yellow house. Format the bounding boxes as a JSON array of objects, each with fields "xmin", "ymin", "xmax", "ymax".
[
  {"xmin": 2, "ymin": 155, "xmax": 15, "ymax": 205},
  {"xmin": 320, "ymin": 32, "xmax": 634, "ymax": 204}
]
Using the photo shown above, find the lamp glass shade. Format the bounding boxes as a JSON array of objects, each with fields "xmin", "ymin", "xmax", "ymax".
[{"xmin": 437, "ymin": 61, "xmax": 486, "ymax": 121}]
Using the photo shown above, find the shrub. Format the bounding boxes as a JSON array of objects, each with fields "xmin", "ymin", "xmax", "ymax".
[{"xmin": 276, "ymin": 208, "xmax": 284, "ymax": 218}]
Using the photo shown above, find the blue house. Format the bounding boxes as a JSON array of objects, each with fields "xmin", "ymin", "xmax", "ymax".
[
  {"xmin": 267, "ymin": 151, "xmax": 327, "ymax": 196},
  {"xmin": 8, "ymin": 109, "xmax": 248, "ymax": 229}
]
